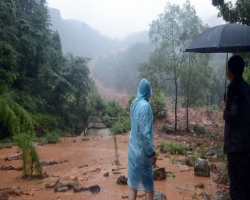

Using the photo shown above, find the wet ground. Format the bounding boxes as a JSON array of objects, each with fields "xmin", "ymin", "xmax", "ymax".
[{"xmin": 0, "ymin": 133, "xmax": 225, "ymax": 200}]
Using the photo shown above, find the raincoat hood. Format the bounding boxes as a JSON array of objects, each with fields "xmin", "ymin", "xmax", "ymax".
[{"xmin": 137, "ymin": 78, "xmax": 152, "ymax": 101}]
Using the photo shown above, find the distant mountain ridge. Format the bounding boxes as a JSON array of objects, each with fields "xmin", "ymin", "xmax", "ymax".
[
  {"xmin": 48, "ymin": 8, "xmax": 150, "ymax": 59},
  {"xmin": 48, "ymin": 8, "xmax": 120, "ymax": 58}
]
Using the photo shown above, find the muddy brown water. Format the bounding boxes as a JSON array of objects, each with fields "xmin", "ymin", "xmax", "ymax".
[{"xmin": 0, "ymin": 134, "xmax": 223, "ymax": 200}]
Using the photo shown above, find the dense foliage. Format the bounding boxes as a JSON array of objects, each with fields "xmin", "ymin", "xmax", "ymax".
[
  {"xmin": 14, "ymin": 133, "xmax": 43, "ymax": 178},
  {"xmin": 0, "ymin": 0, "xmax": 100, "ymax": 139},
  {"xmin": 140, "ymin": 0, "xmax": 212, "ymax": 131}
]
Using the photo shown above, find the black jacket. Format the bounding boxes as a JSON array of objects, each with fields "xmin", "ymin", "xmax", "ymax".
[{"xmin": 223, "ymin": 77, "xmax": 250, "ymax": 153}]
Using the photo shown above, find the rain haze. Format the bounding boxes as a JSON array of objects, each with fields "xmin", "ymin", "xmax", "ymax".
[{"xmin": 46, "ymin": 0, "xmax": 224, "ymax": 39}]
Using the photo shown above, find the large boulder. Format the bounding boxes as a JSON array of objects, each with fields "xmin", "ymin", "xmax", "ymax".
[
  {"xmin": 154, "ymin": 168, "xmax": 167, "ymax": 181},
  {"xmin": 194, "ymin": 158, "xmax": 210, "ymax": 177},
  {"xmin": 154, "ymin": 191, "xmax": 167, "ymax": 200}
]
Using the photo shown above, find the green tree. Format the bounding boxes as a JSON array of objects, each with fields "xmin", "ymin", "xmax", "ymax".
[
  {"xmin": 180, "ymin": 53, "xmax": 212, "ymax": 131},
  {"xmin": 139, "ymin": 0, "xmax": 208, "ymax": 132},
  {"xmin": 212, "ymin": 0, "xmax": 250, "ymax": 25},
  {"xmin": 0, "ymin": 0, "xmax": 18, "ymax": 91}
]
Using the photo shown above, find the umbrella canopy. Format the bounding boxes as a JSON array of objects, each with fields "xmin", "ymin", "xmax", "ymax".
[{"xmin": 185, "ymin": 23, "xmax": 250, "ymax": 53}]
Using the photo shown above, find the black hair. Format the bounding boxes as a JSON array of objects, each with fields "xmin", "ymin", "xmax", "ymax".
[{"xmin": 228, "ymin": 55, "xmax": 245, "ymax": 77}]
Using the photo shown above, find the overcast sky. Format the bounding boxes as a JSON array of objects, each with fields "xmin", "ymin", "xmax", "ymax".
[{"xmin": 46, "ymin": 0, "xmax": 225, "ymax": 39}]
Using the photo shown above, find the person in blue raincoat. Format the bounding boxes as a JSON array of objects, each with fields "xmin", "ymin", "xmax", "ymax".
[{"xmin": 127, "ymin": 78, "xmax": 156, "ymax": 200}]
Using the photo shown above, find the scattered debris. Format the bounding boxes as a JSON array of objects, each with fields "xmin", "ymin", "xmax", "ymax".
[
  {"xmin": 194, "ymin": 158, "xmax": 210, "ymax": 177},
  {"xmin": 176, "ymin": 185, "xmax": 188, "ymax": 191},
  {"xmin": 116, "ymin": 176, "xmax": 128, "ymax": 185},
  {"xmin": 0, "ymin": 186, "xmax": 34, "ymax": 197},
  {"xmin": 154, "ymin": 168, "xmax": 167, "ymax": 181},
  {"xmin": 113, "ymin": 171, "xmax": 121, "ymax": 175},
  {"xmin": 4, "ymin": 151, "xmax": 22, "ymax": 161},
  {"xmin": 194, "ymin": 183, "xmax": 205, "ymax": 189},
  {"xmin": 103, "ymin": 172, "xmax": 109, "ymax": 177},
  {"xmin": 73, "ymin": 186, "xmax": 89, "ymax": 193},
  {"xmin": 89, "ymin": 185, "xmax": 100, "ymax": 194},
  {"xmin": 122, "ymin": 194, "xmax": 145, "ymax": 198},
  {"xmin": 0, "ymin": 166, "xmax": 22, "ymax": 171},
  {"xmin": 112, "ymin": 167, "xmax": 126, "ymax": 171},
  {"xmin": 41, "ymin": 160, "xmax": 69, "ymax": 167},
  {"xmin": 79, "ymin": 164, "xmax": 88, "ymax": 168}
]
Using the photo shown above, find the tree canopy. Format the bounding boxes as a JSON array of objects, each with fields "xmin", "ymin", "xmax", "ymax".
[{"xmin": 139, "ymin": 0, "xmax": 212, "ymax": 132}]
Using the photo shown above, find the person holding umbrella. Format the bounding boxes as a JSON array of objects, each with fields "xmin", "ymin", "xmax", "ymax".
[
  {"xmin": 221, "ymin": 55, "xmax": 250, "ymax": 200},
  {"xmin": 127, "ymin": 78, "xmax": 156, "ymax": 200}
]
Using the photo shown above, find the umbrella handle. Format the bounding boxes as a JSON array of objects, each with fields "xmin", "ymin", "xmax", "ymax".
[{"xmin": 224, "ymin": 53, "xmax": 229, "ymax": 101}]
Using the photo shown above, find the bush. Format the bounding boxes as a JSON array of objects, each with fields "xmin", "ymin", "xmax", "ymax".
[
  {"xmin": 13, "ymin": 133, "xmax": 43, "ymax": 178},
  {"xmin": 0, "ymin": 95, "xmax": 34, "ymax": 138},
  {"xmin": 161, "ymin": 124, "xmax": 168, "ymax": 133},
  {"xmin": 150, "ymin": 90, "xmax": 167, "ymax": 120},
  {"xmin": 160, "ymin": 142, "xmax": 191, "ymax": 155},
  {"xmin": 193, "ymin": 125, "xmax": 207, "ymax": 135},
  {"xmin": 32, "ymin": 113, "xmax": 62, "ymax": 137},
  {"xmin": 38, "ymin": 131, "xmax": 61, "ymax": 144}
]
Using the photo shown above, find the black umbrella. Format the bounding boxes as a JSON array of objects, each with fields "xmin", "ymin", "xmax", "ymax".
[
  {"xmin": 185, "ymin": 23, "xmax": 250, "ymax": 99},
  {"xmin": 185, "ymin": 23, "xmax": 250, "ymax": 53}
]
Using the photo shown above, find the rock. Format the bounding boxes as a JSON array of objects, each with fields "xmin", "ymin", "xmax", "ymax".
[
  {"xmin": 176, "ymin": 185, "xmax": 188, "ymax": 191},
  {"xmin": 41, "ymin": 161, "xmax": 49, "ymax": 167},
  {"xmin": 180, "ymin": 167, "xmax": 191, "ymax": 172},
  {"xmin": 66, "ymin": 182, "xmax": 77, "ymax": 190},
  {"xmin": 89, "ymin": 185, "xmax": 101, "ymax": 194},
  {"xmin": 116, "ymin": 176, "xmax": 128, "ymax": 185},
  {"xmin": 154, "ymin": 191, "xmax": 167, "ymax": 200},
  {"xmin": 113, "ymin": 171, "xmax": 121, "ymax": 174},
  {"xmin": 45, "ymin": 183, "xmax": 56, "ymax": 188},
  {"xmin": 73, "ymin": 186, "xmax": 89, "ymax": 193},
  {"xmin": 210, "ymin": 164, "xmax": 218, "ymax": 173},
  {"xmin": 103, "ymin": 172, "xmax": 109, "ymax": 177},
  {"xmin": 88, "ymin": 116, "xmax": 102, "ymax": 123},
  {"xmin": 79, "ymin": 164, "xmax": 88, "ymax": 168},
  {"xmin": 54, "ymin": 180, "xmax": 62, "ymax": 192},
  {"xmin": 0, "ymin": 193, "xmax": 8, "ymax": 200},
  {"xmin": 56, "ymin": 186, "xmax": 68, "ymax": 192},
  {"xmin": 194, "ymin": 158, "xmax": 210, "ymax": 177},
  {"xmin": 194, "ymin": 183, "xmax": 205, "ymax": 189},
  {"xmin": 88, "ymin": 122, "xmax": 106, "ymax": 129},
  {"xmin": 3, "ymin": 143, "xmax": 13, "ymax": 148},
  {"xmin": 154, "ymin": 168, "xmax": 167, "ymax": 181}
]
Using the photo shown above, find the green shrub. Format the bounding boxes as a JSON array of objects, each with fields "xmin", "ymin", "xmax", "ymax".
[
  {"xmin": 150, "ymin": 90, "xmax": 167, "ymax": 120},
  {"xmin": 13, "ymin": 133, "xmax": 43, "ymax": 178},
  {"xmin": 0, "ymin": 95, "xmax": 34, "ymax": 138},
  {"xmin": 160, "ymin": 142, "xmax": 191, "ymax": 155},
  {"xmin": 39, "ymin": 131, "xmax": 61, "ymax": 144},
  {"xmin": 193, "ymin": 125, "xmax": 207, "ymax": 135},
  {"xmin": 161, "ymin": 124, "xmax": 168, "ymax": 133},
  {"xmin": 111, "ymin": 122, "xmax": 124, "ymax": 135},
  {"xmin": 32, "ymin": 113, "xmax": 62, "ymax": 137},
  {"xmin": 106, "ymin": 100, "xmax": 126, "ymax": 117}
]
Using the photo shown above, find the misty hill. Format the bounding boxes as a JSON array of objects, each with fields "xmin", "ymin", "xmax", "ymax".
[
  {"xmin": 48, "ymin": 8, "xmax": 150, "ymax": 58},
  {"xmin": 48, "ymin": 8, "xmax": 120, "ymax": 58}
]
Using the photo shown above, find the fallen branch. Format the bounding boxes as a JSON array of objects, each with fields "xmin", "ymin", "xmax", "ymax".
[
  {"xmin": 122, "ymin": 194, "xmax": 145, "ymax": 198},
  {"xmin": 0, "ymin": 187, "xmax": 34, "ymax": 197},
  {"xmin": 112, "ymin": 167, "xmax": 126, "ymax": 171}
]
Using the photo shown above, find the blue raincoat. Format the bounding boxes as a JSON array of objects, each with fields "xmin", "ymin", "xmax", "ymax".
[{"xmin": 127, "ymin": 78, "xmax": 155, "ymax": 192}]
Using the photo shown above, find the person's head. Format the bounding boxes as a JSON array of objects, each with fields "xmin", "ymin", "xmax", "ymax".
[
  {"xmin": 227, "ymin": 55, "xmax": 245, "ymax": 81},
  {"xmin": 137, "ymin": 78, "xmax": 152, "ymax": 101}
]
